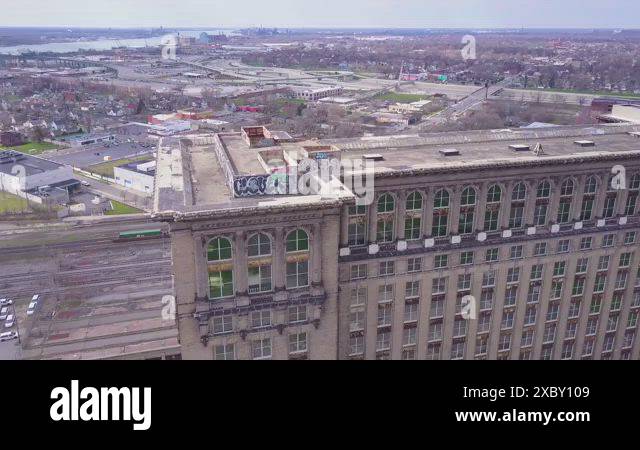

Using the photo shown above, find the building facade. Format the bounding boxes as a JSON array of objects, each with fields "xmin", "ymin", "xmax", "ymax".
[{"xmin": 154, "ymin": 124, "xmax": 640, "ymax": 360}]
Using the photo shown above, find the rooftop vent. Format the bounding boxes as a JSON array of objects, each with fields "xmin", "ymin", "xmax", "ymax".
[
  {"xmin": 439, "ymin": 148, "xmax": 460, "ymax": 156},
  {"xmin": 362, "ymin": 153, "xmax": 384, "ymax": 161},
  {"xmin": 509, "ymin": 144, "xmax": 530, "ymax": 151},
  {"xmin": 574, "ymin": 140, "xmax": 595, "ymax": 147}
]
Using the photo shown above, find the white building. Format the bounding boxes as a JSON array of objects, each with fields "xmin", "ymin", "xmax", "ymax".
[
  {"xmin": 113, "ymin": 160, "xmax": 156, "ymax": 196},
  {"xmin": 0, "ymin": 150, "xmax": 78, "ymax": 204}
]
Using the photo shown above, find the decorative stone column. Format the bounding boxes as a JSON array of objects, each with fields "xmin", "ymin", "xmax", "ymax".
[
  {"xmin": 498, "ymin": 181, "xmax": 513, "ymax": 229},
  {"xmin": 523, "ymin": 179, "xmax": 537, "ymax": 226},
  {"xmin": 423, "ymin": 187, "xmax": 434, "ymax": 237},
  {"xmin": 234, "ymin": 230, "xmax": 248, "ymax": 297},
  {"xmin": 474, "ymin": 182, "xmax": 488, "ymax": 232},
  {"xmin": 340, "ymin": 204, "xmax": 349, "ymax": 246},
  {"xmin": 572, "ymin": 175, "xmax": 586, "ymax": 221},
  {"xmin": 395, "ymin": 190, "xmax": 407, "ymax": 241},
  {"xmin": 368, "ymin": 197, "xmax": 378, "ymax": 243},
  {"xmin": 312, "ymin": 223, "xmax": 323, "ymax": 286},
  {"xmin": 273, "ymin": 227, "xmax": 286, "ymax": 290}
]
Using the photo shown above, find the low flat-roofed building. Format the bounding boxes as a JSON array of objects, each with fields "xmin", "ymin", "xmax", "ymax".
[
  {"xmin": 113, "ymin": 160, "xmax": 156, "ymax": 195},
  {"xmin": 0, "ymin": 150, "xmax": 78, "ymax": 204},
  {"xmin": 154, "ymin": 123, "xmax": 640, "ymax": 360}
]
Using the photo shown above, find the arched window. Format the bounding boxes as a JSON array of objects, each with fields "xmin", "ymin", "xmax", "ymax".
[
  {"xmin": 512, "ymin": 182, "xmax": 526, "ymax": 201},
  {"xmin": 460, "ymin": 187, "xmax": 476, "ymax": 206},
  {"xmin": 459, "ymin": 187, "xmax": 476, "ymax": 234},
  {"xmin": 406, "ymin": 192, "xmax": 422, "ymax": 211},
  {"xmin": 248, "ymin": 233, "xmax": 271, "ymax": 257},
  {"xmin": 208, "ymin": 237, "xmax": 232, "ymax": 262},
  {"xmin": 376, "ymin": 194, "xmax": 395, "ymax": 243},
  {"xmin": 248, "ymin": 233, "xmax": 272, "ymax": 293},
  {"xmin": 536, "ymin": 181, "xmax": 550, "ymax": 199},
  {"xmin": 584, "ymin": 176, "xmax": 598, "ymax": 194},
  {"xmin": 286, "ymin": 229, "xmax": 309, "ymax": 252},
  {"xmin": 207, "ymin": 237, "xmax": 233, "ymax": 299},
  {"xmin": 558, "ymin": 180, "xmax": 574, "ymax": 223},
  {"xmin": 377, "ymin": 193, "xmax": 395, "ymax": 213},
  {"xmin": 405, "ymin": 192, "xmax": 422, "ymax": 240},
  {"xmin": 534, "ymin": 181, "xmax": 550, "ymax": 226},
  {"xmin": 487, "ymin": 185, "xmax": 501, "ymax": 203},
  {"xmin": 432, "ymin": 189, "xmax": 449, "ymax": 237},
  {"xmin": 286, "ymin": 229, "xmax": 309, "ymax": 288},
  {"xmin": 434, "ymin": 189, "xmax": 449, "ymax": 208},
  {"xmin": 560, "ymin": 179, "xmax": 574, "ymax": 196}
]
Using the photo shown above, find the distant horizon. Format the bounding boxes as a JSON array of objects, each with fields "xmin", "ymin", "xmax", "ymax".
[
  {"xmin": 1, "ymin": 26, "xmax": 640, "ymax": 33},
  {"xmin": 1, "ymin": 0, "xmax": 639, "ymax": 29}
]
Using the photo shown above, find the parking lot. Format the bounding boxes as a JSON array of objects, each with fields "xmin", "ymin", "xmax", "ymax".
[
  {"xmin": 46, "ymin": 140, "xmax": 156, "ymax": 168},
  {"xmin": 0, "ymin": 294, "xmax": 39, "ymax": 360}
]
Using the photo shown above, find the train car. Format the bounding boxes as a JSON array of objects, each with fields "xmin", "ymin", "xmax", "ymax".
[{"xmin": 117, "ymin": 229, "xmax": 163, "ymax": 240}]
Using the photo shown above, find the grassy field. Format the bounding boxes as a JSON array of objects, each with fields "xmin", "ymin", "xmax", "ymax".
[
  {"xmin": 86, "ymin": 155, "xmax": 153, "ymax": 178},
  {"xmin": 0, "ymin": 141, "xmax": 60, "ymax": 155},
  {"xmin": 375, "ymin": 92, "xmax": 428, "ymax": 103},
  {"xmin": 0, "ymin": 191, "xmax": 30, "ymax": 214},
  {"xmin": 105, "ymin": 200, "xmax": 142, "ymax": 216}
]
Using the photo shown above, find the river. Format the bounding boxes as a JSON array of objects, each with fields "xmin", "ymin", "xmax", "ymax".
[{"xmin": 0, "ymin": 29, "xmax": 238, "ymax": 55}]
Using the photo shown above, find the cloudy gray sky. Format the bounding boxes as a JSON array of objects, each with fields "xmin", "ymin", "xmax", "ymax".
[{"xmin": 1, "ymin": 0, "xmax": 639, "ymax": 28}]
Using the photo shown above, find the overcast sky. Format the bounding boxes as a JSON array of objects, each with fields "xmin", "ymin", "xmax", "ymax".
[{"xmin": 1, "ymin": 0, "xmax": 639, "ymax": 29}]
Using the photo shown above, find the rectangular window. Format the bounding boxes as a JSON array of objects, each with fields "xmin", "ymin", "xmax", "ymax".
[
  {"xmin": 252, "ymin": 338, "xmax": 272, "ymax": 360},
  {"xmin": 378, "ymin": 284, "xmax": 394, "ymax": 303},
  {"xmin": 509, "ymin": 205, "xmax": 524, "ymax": 229},
  {"xmin": 286, "ymin": 261, "xmax": 309, "ymax": 289},
  {"xmin": 248, "ymin": 264, "xmax": 272, "ymax": 293},
  {"xmin": 602, "ymin": 234, "xmax": 615, "ymax": 248},
  {"xmin": 379, "ymin": 261, "xmax": 395, "ymax": 276},
  {"xmin": 407, "ymin": 257, "xmax": 422, "ymax": 272},
  {"xmin": 579, "ymin": 237, "xmax": 592, "ymax": 250},
  {"xmin": 405, "ymin": 280, "xmax": 420, "ymax": 298},
  {"xmin": 509, "ymin": 245, "xmax": 523, "ymax": 259},
  {"xmin": 350, "ymin": 287, "xmax": 367, "ymax": 306},
  {"xmin": 349, "ymin": 336, "xmax": 364, "ymax": 355},
  {"xmin": 350, "ymin": 264, "xmax": 367, "ymax": 280},
  {"xmin": 553, "ymin": 261, "xmax": 566, "ymax": 277},
  {"xmin": 460, "ymin": 251, "xmax": 474, "ymax": 265},
  {"xmin": 288, "ymin": 305, "xmax": 307, "ymax": 323},
  {"xmin": 557, "ymin": 239, "xmax": 570, "ymax": 253},
  {"xmin": 212, "ymin": 316, "xmax": 233, "ymax": 334},
  {"xmin": 432, "ymin": 277, "xmax": 447, "ymax": 295},
  {"xmin": 251, "ymin": 310, "xmax": 272, "ymax": 328},
  {"xmin": 534, "ymin": 204, "xmax": 547, "ymax": 226},
  {"xmin": 485, "ymin": 248, "xmax": 499, "ymax": 262},
  {"xmin": 405, "ymin": 217, "xmax": 421, "ymax": 240},
  {"xmin": 434, "ymin": 254, "xmax": 448, "ymax": 269},
  {"xmin": 214, "ymin": 344, "xmax": 235, "ymax": 360},
  {"xmin": 289, "ymin": 332, "xmax": 308, "ymax": 354},
  {"xmin": 533, "ymin": 243, "xmax": 547, "ymax": 257},
  {"xmin": 208, "ymin": 270, "xmax": 234, "ymax": 299}
]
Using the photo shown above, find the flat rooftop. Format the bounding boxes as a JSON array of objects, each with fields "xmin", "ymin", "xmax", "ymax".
[
  {"xmin": 0, "ymin": 150, "xmax": 66, "ymax": 176},
  {"xmin": 320, "ymin": 124, "xmax": 640, "ymax": 174},
  {"xmin": 153, "ymin": 123, "xmax": 640, "ymax": 219}
]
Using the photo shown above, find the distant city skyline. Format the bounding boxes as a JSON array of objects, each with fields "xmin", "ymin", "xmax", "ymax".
[{"xmin": 1, "ymin": 0, "xmax": 640, "ymax": 29}]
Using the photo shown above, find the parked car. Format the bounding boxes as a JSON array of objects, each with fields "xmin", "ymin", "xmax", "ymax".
[
  {"xmin": 31, "ymin": 294, "xmax": 40, "ymax": 302},
  {"xmin": 0, "ymin": 331, "xmax": 18, "ymax": 342},
  {"xmin": 4, "ymin": 315, "xmax": 14, "ymax": 328},
  {"xmin": 81, "ymin": 181, "xmax": 91, "ymax": 187},
  {"xmin": 26, "ymin": 301, "xmax": 37, "ymax": 316},
  {"xmin": 0, "ymin": 307, "xmax": 7, "ymax": 321},
  {"xmin": 0, "ymin": 298, "xmax": 12, "ymax": 306}
]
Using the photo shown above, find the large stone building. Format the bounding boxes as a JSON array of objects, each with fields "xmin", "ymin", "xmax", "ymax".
[{"xmin": 154, "ymin": 124, "xmax": 640, "ymax": 360}]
